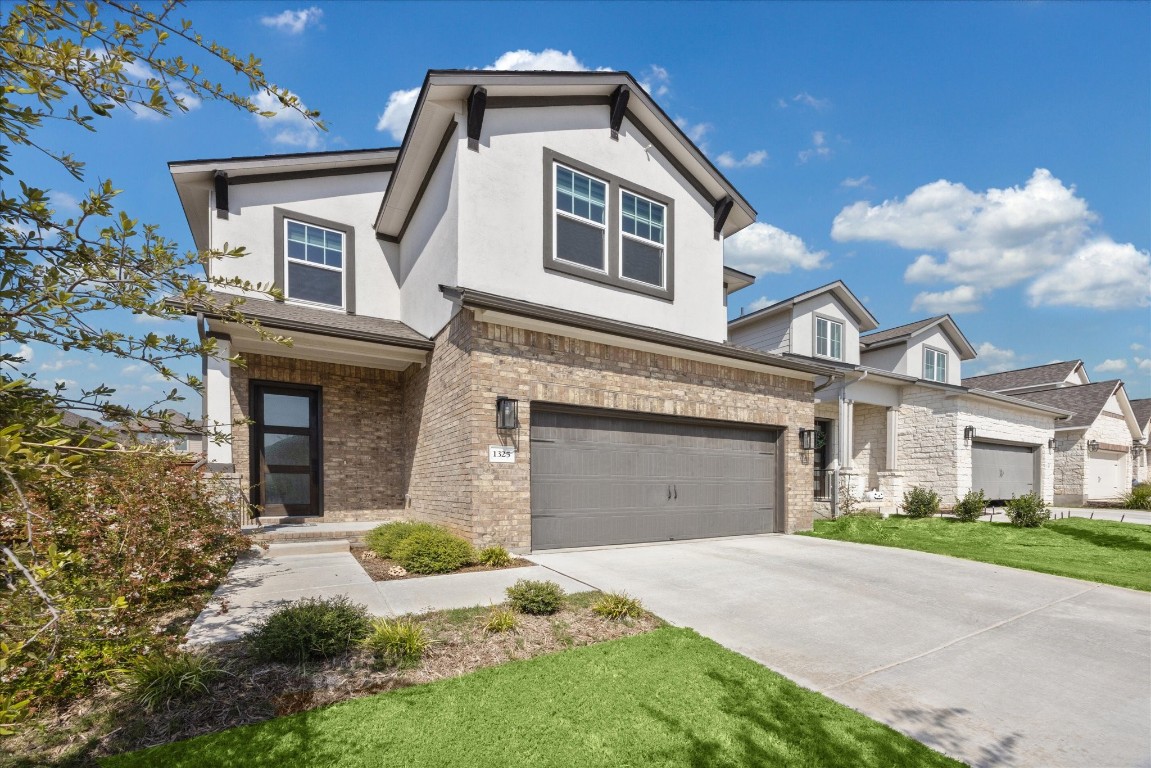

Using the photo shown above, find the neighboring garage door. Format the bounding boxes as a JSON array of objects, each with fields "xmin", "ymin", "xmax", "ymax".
[
  {"xmin": 530, "ymin": 408, "xmax": 779, "ymax": 550},
  {"xmin": 972, "ymin": 441, "xmax": 1036, "ymax": 501},
  {"xmin": 1087, "ymin": 451, "xmax": 1125, "ymax": 501}
]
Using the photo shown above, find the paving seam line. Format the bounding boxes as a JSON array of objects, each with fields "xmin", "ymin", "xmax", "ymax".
[
  {"xmin": 532, "ymin": 563, "xmax": 606, "ymax": 594},
  {"xmin": 820, "ymin": 583, "xmax": 1103, "ymax": 694}
]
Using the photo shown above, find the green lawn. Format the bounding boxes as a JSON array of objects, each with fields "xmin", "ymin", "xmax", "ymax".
[
  {"xmin": 103, "ymin": 627, "xmax": 961, "ymax": 768},
  {"xmin": 802, "ymin": 516, "xmax": 1151, "ymax": 591}
]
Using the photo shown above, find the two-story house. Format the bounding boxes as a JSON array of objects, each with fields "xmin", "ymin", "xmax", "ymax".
[
  {"xmin": 729, "ymin": 281, "xmax": 1070, "ymax": 513},
  {"xmin": 170, "ymin": 70, "xmax": 835, "ymax": 552}
]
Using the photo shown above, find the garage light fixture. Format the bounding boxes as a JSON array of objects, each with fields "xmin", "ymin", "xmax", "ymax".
[
  {"xmin": 799, "ymin": 428, "xmax": 817, "ymax": 451},
  {"xmin": 496, "ymin": 396, "xmax": 519, "ymax": 431},
  {"xmin": 963, "ymin": 425, "xmax": 976, "ymax": 441},
  {"xmin": 1048, "ymin": 438, "xmax": 1057, "ymax": 450},
  {"xmin": 1087, "ymin": 439, "xmax": 1099, "ymax": 452}
]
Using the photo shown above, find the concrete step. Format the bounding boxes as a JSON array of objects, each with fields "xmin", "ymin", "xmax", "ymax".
[
  {"xmin": 262, "ymin": 539, "xmax": 351, "ymax": 558},
  {"xmin": 245, "ymin": 521, "xmax": 382, "ymax": 547}
]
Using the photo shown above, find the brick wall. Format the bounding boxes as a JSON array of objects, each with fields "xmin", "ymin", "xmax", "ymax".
[{"xmin": 230, "ymin": 354, "xmax": 406, "ymax": 520}]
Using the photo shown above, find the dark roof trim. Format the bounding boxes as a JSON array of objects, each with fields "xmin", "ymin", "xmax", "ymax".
[
  {"xmin": 442, "ymin": 285, "xmax": 838, "ymax": 378},
  {"xmin": 486, "ymin": 94, "xmax": 608, "ymax": 109},
  {"xmin": 227, "ymin": 163, "xmax": 395, "ymax": 186},
  {"xmin": 168, "ymin": 146, "xmax": 399, "ymax": 167},
  {"xmin": 728, "ymin": 279, "xmax": 879, "ymax": 331},
  {"xmin": 625, "ymin": 107, "xmax": 716, "ymax": 206}
]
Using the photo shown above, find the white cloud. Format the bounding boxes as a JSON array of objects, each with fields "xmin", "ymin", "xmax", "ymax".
[
  {"xmin": 970, "ymin": 342, "xmax": 1020, "ymax": 375},
  {"xmin": 639, "ymin": 65, "xmax": 670, "ymax": 97},
  {"xmin": 841, "ymin": 175, "xmax": 870, "ymax": 189},
  {"xmin": 747, "ymin": 296, "xmax": 775, "ymax": 312},
  {"xmin": 376, "ymin": 87, "xmax": 420, "ymax": 142},
  {"xmin": 674, "ymin": 117, "xmax": 712, "ymax": 145},
  {"xmin": 910, "ymin": 285, "xmax": 983, "ymax": 314},
  {"xmin": 120, "ymin": 57, "xmax": 202, "ymax": 120},
  {"xmin": 798, "ymin": 131, "xmax": 831, "ymax": 163},
  {"xmin": 716, "ymin": 150, "xmax": 768, "ymax": 170},
  {"xmin": 254, "ymin": 90, "xmax": 324, "ymax": 150},
  {"xmin": 40, "ymin": 358, "xmax": 80, "ymax": 372},
  {"xmin": 53, "ymin": 378, "xmax": 78, "ymax": 392},
  {"xmin": 260, "ymin": 7, "xmax": 324, "ymax": 34},
  {"xmin": 724, "ymin": 222, "xmax": 828, "ymax": 275},
  {"xmin": 794, "ymin": 92, "xmax": 831, "ymax": 110},
  {"xmin": 1137, "ymin": 357, "xmax": 1151, "ymax": 372},
  {"xmin": 50, "ymin": 191, "xmax": 82, "ymax": 219},
  {"xmin": 1132, "ymin": 343, "xmax": 1145, "ymax": 352},
  {"xmin": 1094, "ymin": 359, "xmax": 1128, "ymax": 373},
  {"xmin": 831, "ymin": 168, "xmax": 1151, "ymax": 310}
]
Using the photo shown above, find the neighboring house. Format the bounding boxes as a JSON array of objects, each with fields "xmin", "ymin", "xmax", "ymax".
[
  {"xmin": 116, "ymin": 413, "xmax": 204, "ymax": 454},
  {"xmin": 1131, "ymin": 399, "xmax": 1150, "ymax": 485},
  {"xmin": 964, "ymin": 363, "xmax": 1142, "ymax": 504},
  {"xmin": 170, "ymin": 70, "xmax": 836, "ymax": 552},
  {"xmin": 730, "ymin": 282, "xmax": 1069, "ymax": 512}
]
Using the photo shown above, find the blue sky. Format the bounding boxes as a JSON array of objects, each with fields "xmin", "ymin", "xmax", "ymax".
[{"xmin": 10, "ymin": 0, "xmax": 1151, "ymax": 412}]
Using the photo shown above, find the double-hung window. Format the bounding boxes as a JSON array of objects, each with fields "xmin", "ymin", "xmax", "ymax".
[
  {"xmin": 285, "ymin": 219, "xmax": 344, "ymax": 308},
  {"xmin": 924, "ymin": 347, "xmax": 948, "ymax": 382},
  {"xmin": 815, "ymin": 316, "xmax": 844, "ymax": 360},
  {"xmin": 620, "ymin": 191, "xmax": 666, "ymax": 288},
  {"xmin": 554, "ymin": 165, "xmax": 607, "ymax": 272}
]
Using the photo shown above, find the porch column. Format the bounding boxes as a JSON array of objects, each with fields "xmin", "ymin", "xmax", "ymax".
[
  {"xmin": 204, "ymin": 334, "xmax": 233, "ymax": 468},
  {"xmin": 839, "ymin": 399, "xmax": 855, "ymax": 471},
  {"xmin": 886, "ymin": 407, "xmax": 899, "ymax": 470}
]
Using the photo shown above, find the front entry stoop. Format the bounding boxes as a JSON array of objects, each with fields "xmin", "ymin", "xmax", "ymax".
[
  {"xmin": 261, "ymin": 539, "xmax": 351, "ymax": 557},
  {"xmin": 245, "ymin": 520, "xmax": 382, "ymax": 553}
]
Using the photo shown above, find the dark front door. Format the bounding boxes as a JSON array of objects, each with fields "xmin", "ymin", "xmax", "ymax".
[
  {"xmin": 252, "ymin": 383, "xmax": 322, "ymax": 517},
  {"xmin": 813, "ymin": 419, "xmax": 831, "ymax": 500}
]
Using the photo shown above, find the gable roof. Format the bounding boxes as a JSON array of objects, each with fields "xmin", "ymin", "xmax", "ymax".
[
  {"xmin": 962, "ymin": 360, "xmax": 1085, "ymax": 392},
  {"xmin": 1130, "ymin": 398, "xmax": 1151, "ymax": 431},
  {"xmin": 1011, "ymin": 380, "xmax": 1125, "ymax": 430},
  {"xmin": 373, "ymin": 69, "xmax": 757, "ymax": 240},
  {"xmin": 859, "ymin": 315, "xmax": 977, "ymax": 360},
  {"xmin": 728, "ymin": 280, "xmax": 880, "ymax": 332}
]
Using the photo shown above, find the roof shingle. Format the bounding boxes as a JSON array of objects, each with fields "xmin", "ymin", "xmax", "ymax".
[
  {"xmin": 962, "ymin": 360, "xmax": 1083, "ymax": 392},
  {"xmin": 1010, "ymin": 380, "xmax": 1122, "ymax": 429}
]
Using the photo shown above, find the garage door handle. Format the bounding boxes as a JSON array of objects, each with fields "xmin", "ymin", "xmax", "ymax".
[
  {"xmin": 673, "ymin": 484, "xmax": 678, "ymax": 500},
  {"xmin": 667, "ymin": 485, "xmax": 672, "ymax": 500}
]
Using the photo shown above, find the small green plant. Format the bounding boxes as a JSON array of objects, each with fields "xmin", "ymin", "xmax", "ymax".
[
  {"xmin": 246, "ymin": 596, "xmax": 371, "ymax": 663},
  {"xmin": 0, "ymin": 694, "xmax": 31, "ymax": 736},
  {"xmin": 1122, "ymin": 483, "xmax": 1151, "ymax": 511},
  {"xmin": 1005, "ymin": 492, "xmax": 1050, "ymax": 528},
  {"xmin": 506, "ymin": 579, "xmax": 565, "ymax": 615},
  {"xmin": 126, "ymin": 651, "xmax": 228, "ymax": 711},
  {"xmin": 592, "ymin": 592, "xmax": 644, "ymax": 621},
  {"xmin": 953, "ymin": 489, "xmax": 987, "ymax": 522},
  {"xmin": 365, "ymin": 521, "xmax": 440, "ymax": 558},
  {"xmin": 392, "ymin": 528, "xmax": 477, "ymax": 574},
  {"xmin": 478, "ymin": 545, "xmax": 512, "ymax": 568},
  {"xmin": 362, "ymin": 617, "xmax": 428, "ymax": 667},
  {"xmin": 902, "ymin": 486, "xmax": 941, "ymax": 518},
  {"xmin": 836, "ymin": 479, "xmax": 859, "ymax": 519},
  {"xmin": 484, "ymin": 607, "xmax": 518, "ymax": 633}
]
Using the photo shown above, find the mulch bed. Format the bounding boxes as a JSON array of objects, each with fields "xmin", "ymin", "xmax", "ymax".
[
  {"xmin": 5, "ymin": 594, "xmax": 659, "ymax": 767},
  {"xmin": 349, "ymin": 546, "xmax": 534, "ymax": 581}
]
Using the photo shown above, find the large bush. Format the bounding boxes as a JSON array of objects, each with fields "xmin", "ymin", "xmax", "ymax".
[
  {"xmin": 902, "ymin": 487, "xmax": 941, "ymax": 519},
  {"xmin": 365, "ymin": 521, "xmax": 440, "ymax": 559},
  {"xmin": 1122, "ymin": 483, "xmax": 1151, "ymax": 511},
  {"xmin": 246, "ymin": 597, "xmax": 371, "ymax": 664},
  {"xmin": 506, "ymin": 579, "xmax": 565, "ymax": 615},
  {"xmin": 1, "ymin": 451, "xmax": 248, "ymax": 706},
  {"xmin": 953, "ymin": 489, "xmax": 987, "ymax": 523},
  {"xmin": 392, "ymin": 528, "xmax": 476, "ymax": 574},
  {"xmin": 1005, "ymin": 492, "xmax": 1050, "ymax": 528}
]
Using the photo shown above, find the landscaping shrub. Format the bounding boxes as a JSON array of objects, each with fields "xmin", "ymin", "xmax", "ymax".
[
  {"xmin": 478, "ymin": 545, "xmax": 512, "ymax": 568},
  {"xmin": 506, "ymin": 579, "xmax": 565, "ymax": 615},
  {"xmin": 953, "ymin": 489, "xmax": 987, "ymax": 522},
  {"xmin": 246, "ymin": 597, "xmax": 371, "ymax": 663},
  {"xmin": 362, "ymin": 618, "xmax": 427, "ymax": 668},
  {"xmin": 392, "ymin": 528, "xmax": 476, "ymax": 574},
  {"xmin": 484, "ymin": 607, "xmax": 518, "ymax": 634},
  {"xmin": 365, "ymin": 521, "xmax": 439, "ymax": 559},
  {"xmin": 1005, "ymin": 492, "xmax": 1050, "ymax": 528},
  {"xmin": 1122, "ymin": 483, "xmax": 1151, "ymax": 512},
  {"xmin": 592, "ymin": 592, "xmax": 644, "ymax": 621},
  {"xmin": 902, "ymin": 486, "xmax": 941, "ymax": 518},
  {"xmin": 126, "ymin": 651, "xmax": 228, "ymax": 711}
]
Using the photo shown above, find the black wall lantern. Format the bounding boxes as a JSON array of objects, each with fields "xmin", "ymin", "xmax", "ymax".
[
  {"xmin": 799, "ymin": 428, "xmax": 817, "ymax": 451},
  {"xmin": 1087, "ymin": 439, "xmax": 1099, "ymax": 452},
  {"xmin": 1048, "ymin": 437, "xmax": 1057, "ymax": 450},
  {"xmin": 963, "ymin": 425, "xmax": 977, "ymax": 441},
  {"xmin": 496, "ymin": 396, "xmax": 519, "ymax": 431}
]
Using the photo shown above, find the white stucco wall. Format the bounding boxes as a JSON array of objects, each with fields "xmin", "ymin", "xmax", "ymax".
[
  {"xmin": 790, "ymin": 295, "xmax": 861, "ymax": 364},
  {"xmin": 455, "ymin": 106, "xmax": 728, "ymax": 341},
  {"xmin": 210, "ymin": 172, "xmax": 398, "ymax": 319},
  {"xmin": 906, "ymin": 328, "xmax": 963, "ymax": 385},
  {"xmin": 860, "ymin": 344, "xmax": 906, "ymax": 376},
  {"xmin": 729, "ymin": 311, "xmax": 791, "ymax": 352}
]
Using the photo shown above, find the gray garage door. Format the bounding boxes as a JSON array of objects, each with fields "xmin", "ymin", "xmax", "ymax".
[
  {"xmin": 530, "ymin": 408, "xmax": 779, "ymax": 550},
  {"xmin": 972, "ymin": 441, "xmax": 1036, "ymax": 501}
]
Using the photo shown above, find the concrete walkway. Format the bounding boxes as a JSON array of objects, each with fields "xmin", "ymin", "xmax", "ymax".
[
  {"xmin": 185, "ymin": 549, "xmax": 592, "ymax": 645},
  {"xmin": 529, "ymin": 535, "xmax": 1151, "ymax": 768}
]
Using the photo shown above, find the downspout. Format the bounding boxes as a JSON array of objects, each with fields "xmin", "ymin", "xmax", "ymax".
[{"xmin": 195, "ymin": 311, "xmax": 208, "ymax": 469}]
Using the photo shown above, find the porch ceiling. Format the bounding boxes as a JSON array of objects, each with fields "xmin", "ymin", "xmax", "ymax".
[{"xmin": 213, "ymin": 320, "xmax": 427, "ymax": 371}]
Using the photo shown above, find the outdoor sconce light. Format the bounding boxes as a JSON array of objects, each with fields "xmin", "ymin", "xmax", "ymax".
[
  {"xmin": 799, "ymin": 428, "xmax": 817, "ymax": 451},
  {"xmin": 496, "ymin": 396, "xmax": 519, "ymax": 431},
  {"xmin": 1048, "ymin": 438, "xmax": 1057, "ymax": 450},
  {"xmin": 963, "ymin": 425, "xmax": 977, "ymax": 441},
  {"xmin": 1087, "ymin": 439, "xmax": 1099, "ymax": 453}
]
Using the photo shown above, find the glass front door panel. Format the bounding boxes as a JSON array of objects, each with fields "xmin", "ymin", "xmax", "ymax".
[
  {"xmin": 262, "ymin": 393, "xmax": 311, "ymax": 428},
  {"xmin": 254, "ymin": 385, "xmax": 320, "ymax": 516}
]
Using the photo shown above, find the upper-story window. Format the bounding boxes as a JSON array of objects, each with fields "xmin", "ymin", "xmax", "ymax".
[
  {"xmin": 924, "ymin": 347, "xmax": 948, "ymax": 382},
  {"xmin": 543, "ymin": 149, "xmax": 674, "ymax": 301},
  {"xmin": 273, "ymin": 208, "xmax": 356, "ymax": 313},
  {"xmin": 815, "ymin": 316, "xmax": 843, "ymax": 360}
]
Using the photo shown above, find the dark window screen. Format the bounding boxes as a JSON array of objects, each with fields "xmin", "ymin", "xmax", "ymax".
[{"xmin": 556, "ymin": 215, "xmax": 605, "ymax": 271}]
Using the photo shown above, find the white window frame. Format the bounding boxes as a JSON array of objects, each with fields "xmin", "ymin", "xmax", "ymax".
[
  {"xmin": 618, "ymin": 188, "xmax": 667, "ymax": 289},
  {"xmin": 553, "ymin": 163, "xmax": 609, "ymax": 275},
  {"xmin": 814, "ymin": 315, "xmax": 844, "ymax": 361},
  {"xmin": 284, "ymin": 217, "xmax": 346, "ymax": 310},
  {"xmin": 924, "ymin": 346, "xmax": 949, "ymax": 382}
]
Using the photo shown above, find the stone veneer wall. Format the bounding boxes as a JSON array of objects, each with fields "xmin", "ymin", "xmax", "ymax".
[
  {"xmin": 852, "ymin": 404, "xmax": 887, "ymax": 492},
  {"xmin": 1055, "ymin": 410, "xmax": 1133, "ymax": 504},
  {"xmin": 895, "ymin": 388, "xmax": 959, "ymax": 500},
  {"xmin": 402, "ymin": 309, "xmax": 816, "ymax": 551},
  {"xmin": 953, "ymin": 396, "xmax": 1055, "ymax": 504},
  {"xmin": 230, "ymin": 354, "xmax": 406, "ymax": 521}
]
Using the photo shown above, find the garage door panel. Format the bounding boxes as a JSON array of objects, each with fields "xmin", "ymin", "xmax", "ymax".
[
  {"xmin": 972, "ymin": 441, "xmax": 1036, "ymax": 501},
  {"xmin": 531, "ymin": 408, "xmax": 778, "ymax": 550}
]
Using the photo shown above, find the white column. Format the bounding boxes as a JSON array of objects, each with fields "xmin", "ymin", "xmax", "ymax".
[
  {"xmin": 886, "ymin": 407, "xmax": 899, "ymax": 471},
  {"xmin": 839, "ymin": 399, "xmax": 855, "ymax": 471},
  {"xmin": 205, "ymin": 336, "xmax": 234, "ymax": 467}
]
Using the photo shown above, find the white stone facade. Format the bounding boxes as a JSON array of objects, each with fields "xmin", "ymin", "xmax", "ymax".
[{"xmin": 1055, "ymin": 412, "xmax": 1134, "ymax": 504}]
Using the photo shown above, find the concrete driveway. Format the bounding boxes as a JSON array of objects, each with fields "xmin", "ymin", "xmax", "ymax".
[{"xmin": 529, "ymin": 535, "xmax": 1151, "ymax": 768}]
